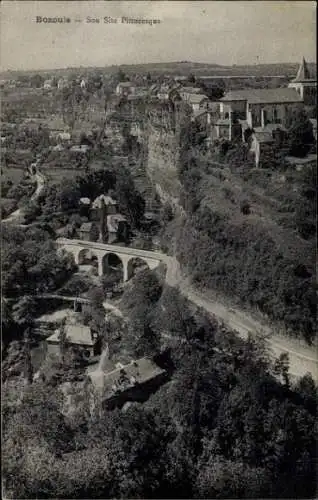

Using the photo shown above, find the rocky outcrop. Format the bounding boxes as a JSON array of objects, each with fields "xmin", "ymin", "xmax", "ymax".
[{"xmin": 144, "ymin": 101, "xmax": 190, "ymax": 204}]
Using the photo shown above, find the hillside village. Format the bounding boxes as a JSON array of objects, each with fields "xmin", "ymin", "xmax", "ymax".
[{"xmin": 2, "ymin": 47, "xmax": 317, "ymax": 500}]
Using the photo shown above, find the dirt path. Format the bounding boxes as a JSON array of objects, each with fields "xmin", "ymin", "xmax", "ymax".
[
  {"xmin": 164, "ymin": 256, "xmax": 318, "ymax": 382},
  {"xmin": 2, "ymin": 171, "xmax": 45, "ymax": 225}
]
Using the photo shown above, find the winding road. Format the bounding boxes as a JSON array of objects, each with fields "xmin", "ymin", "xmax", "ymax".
[{"xmin": 164, "ymin": 255, "xmax": 318, "ymax": 382}]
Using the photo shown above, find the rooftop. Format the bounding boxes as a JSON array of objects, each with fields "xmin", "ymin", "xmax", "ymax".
[
  {"xmin": 183, "ymin": 93, "xmax": 209, "ymax": 104},
  {"xmin": 107, "ymin": 214, "xmax": 127, "ymax": 233},
  {"xmin": 254, "ymin": 124, "xmax": 287, "ymax": 133},
  {"xmin": 117, "ymin": 81, "xmax": 134, "ymax": 87},
  {"xmin": 46, "ymin": 324, "xmax": 94, "ymax": 346},
  {"xmin": 79, "ymin": 222, "xmax": 96, "ymax": 232},
  {"xmin": 292, "ymin": 57, "xmax": 315, "ymax": 82},
  {"xmin": 221, "ymin": 88, "xmax": 302, "ymax": 104},
  {"xmin": 252, "ymin": 131, "xmax": 274, "ymax": 143},
  {"xmin": 79, "ymin": 197, "xmax": 91, "ymax": 205},
  {"xmin": 88, "ymin": 357, "xmax": 166, "ymax": 399},
  {"xmin": 92, "ymin": 194, "xmax": 117, "ymax": 209}
]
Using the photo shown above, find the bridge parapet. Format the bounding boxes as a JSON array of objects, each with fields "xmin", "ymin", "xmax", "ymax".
[{"xmin": 56, "ymin": 238, "xmax": 165, "ymax": 281}]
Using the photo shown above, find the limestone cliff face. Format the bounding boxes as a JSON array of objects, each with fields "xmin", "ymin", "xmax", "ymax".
[
  {"xmin": 146, "ymin": 124, "xmax": 180, "ymax": 204},
  {"xmin": 144, "ymin": 102, "xmax": 186, "ymax": 206}
]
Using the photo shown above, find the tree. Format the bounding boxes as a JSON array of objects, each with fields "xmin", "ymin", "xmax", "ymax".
[
  {"xmin": 116, "ymin": 68, "xmax": 127, "ymax": 82},
  {"xmin": 12, "ymin": 296, "xmax": 37, "ymax": 328},
  {"xmin": 30, "ymin": 74, "xmax": 44, "ymax": 88},
  {"xmin": 195, "ymin": 456, "xmax": 271, "ymax": 499},
  {"xmin": 58, "ymin": 318, "xmax": 69, "ymax": 363},
  {"xmin": 22, "ymin": 328, "xmax": 34, "ymax": 384},
  {"xmin": 114, "ymin": 173, "xmax": 145, "ymax": 228},
  {"xmin": 288, "ymin": 109, "xmax": 315, "ymax": 157},
  {"xmin": 273, "ymin": 352, "xmax": 290, "ymax": 387}
]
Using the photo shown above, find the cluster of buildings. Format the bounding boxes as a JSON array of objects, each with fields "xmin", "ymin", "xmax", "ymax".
[
  {"xmin": 78, "ymin": 194, "xmax": 129, "ymax": 244},
  {"xmin": 217, "ymin": 58, "xmax": 316, "ymax": 142},
  {"xmin": 44, "ymin": 317, "xmax": 167, "ymax": 411},
  {"xmin": 43, "ymin": 76, "xmax": 87, "ymax": 90},
  {"xmin": 114, "ymin": 58, "xmax": 316, "ymax": 165},
  {"xmin": 42, "ymin": 290, "xmax": 166, "ymax": 411}
]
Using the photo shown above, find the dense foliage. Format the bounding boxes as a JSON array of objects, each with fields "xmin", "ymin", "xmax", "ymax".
[
  {"xmin": 1, "ymin": 225, "xmax": 76, "ymax": 298},
  {"xmin": 23, "ymin": 167, "xmax": 145, "ymax": 229},
  {"xmin": 2, "ymin": 276, "xmax": 317, "ymax": 499},
  {"xmin": 174, "ymin": 144, "xmax": 316, "ymax": 344}
]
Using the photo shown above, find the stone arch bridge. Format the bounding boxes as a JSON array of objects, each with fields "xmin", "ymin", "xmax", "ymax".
[{"xmin": 56, "ymin": 238, "xmax": 166, "ymax": 282}]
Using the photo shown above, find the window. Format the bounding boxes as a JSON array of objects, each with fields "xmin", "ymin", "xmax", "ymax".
[{"xmin": 273, "ymin": 108, "xmax": 278, "ymax": 121}]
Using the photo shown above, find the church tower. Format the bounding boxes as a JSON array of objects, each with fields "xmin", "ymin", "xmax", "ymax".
[{"xmin": 288, "ymin": 57, "xmax": 317, "ymax": 105}]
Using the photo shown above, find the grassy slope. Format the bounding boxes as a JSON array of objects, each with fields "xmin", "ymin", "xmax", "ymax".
[{"xmin": 199, "ymin": 161, "xmax": 313, "ymax": 267}]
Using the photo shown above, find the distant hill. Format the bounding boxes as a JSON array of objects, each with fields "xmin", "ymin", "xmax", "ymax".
[{"xmin": 1, "ymin": 61, "xmax": 316, "ymax": 80}]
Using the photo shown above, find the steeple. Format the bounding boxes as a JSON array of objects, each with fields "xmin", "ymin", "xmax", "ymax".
[{"xmin": 293, "ymin": 57, "xmax": 311, "ymax": 82}]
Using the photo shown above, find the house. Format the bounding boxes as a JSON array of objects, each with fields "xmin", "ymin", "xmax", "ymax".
[
  {"xmin": 288, "ymin": 57, "xmax": 317, "ymax": 106},
  {"xmin": 249, "ymin": 129, "xmax": 274, "ymax": 167},
  {"xmin": 149, "ymin": 83, "xmax": 160, "ymax": 95},
  {"xmin": 93, "ymin": 195, "xmax": 130, "ymax": 243},
  {"xmin": 192, "ymin": 109, "xmax": 212, "ymax": 133},
  {"xmin": 218, "ymin": 59, "xmax": 312, "ymax": 141},
  {"xmin": 88, "ymin": 356, "xmax": 167, "ymax": 410},
  {"xmin": 285, "ymin": 153, "xmax": 317, "ymax": 170},
  {"xmin": 215, "ymin": 118, "xmax": 231, "ymax": 140},
  {"xmin": 180, "ymin": 86, "xmax": 202, "ymax": 98},
  {"xmin": 115, "ymin": 81, "xmax": 135, "ymax": 96},
  {"xmin": 70, "ymin": 144, "xmax": 90, "ymax": 153},
  {"xmin": 90, "ymin": 194, "xmax": 118, "ymax": 220},
  {"xmin": 90, "ymin": 194, "xmax": 129, "ymax": 243},
  {"xmin": 79, "ymin": 222, "xmax": 99, "ymax": 242},
  {"xmin": 51, "ymin": 144, "xmax": 65, "ymax": 152},
  {"xmin": 107, "ymin": 214, "xmax": 129, "ymax": 244},
  {"xmin": 182, "ymin": 93, "xmax": 210, "ymax": 112},
  {"xmin": 57, "ymin": 78, "xmax": 69, "ymax": 90},
  {"xmin": 56, "ymin": 131, "xmax": 71, "ymax": 142},
  {"xmin": 43, "ymin": 79, "xmax": 53, "ymax": 90},
  {"xmin": 157, "ymin": 85, "xmax": 170, "ymax": 100},
  {"xmin": 46, "ymin": 324, "xmax": 99, "ymax": 359}
]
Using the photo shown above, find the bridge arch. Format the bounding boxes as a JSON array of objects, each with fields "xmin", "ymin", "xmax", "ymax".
[
  {"xmin": 101, "ymin": 252, "xmax": 125, "ymax": 279},
  {"xmin": 126, "ymin": 257, "xmax": 150, "ymax": 281},
  {"xmin": 77, "ymin": 248, "xmax": 99, "ymax": 275}
]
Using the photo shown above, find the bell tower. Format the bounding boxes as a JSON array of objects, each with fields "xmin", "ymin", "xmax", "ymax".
[{"xmin": 288, "ymin": 57, "xmax": 317, "ymax": 105}]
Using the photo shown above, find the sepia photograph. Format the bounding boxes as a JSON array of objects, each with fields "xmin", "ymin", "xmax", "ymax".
[{"xmin": 1, "ymin": 1, "xmax": 317, "ymax": 498}]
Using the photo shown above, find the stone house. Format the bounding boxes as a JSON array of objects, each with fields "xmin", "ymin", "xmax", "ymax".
[
  {"xmin": 106, "ymin": 214, "xmax": 129, "ymax": 244},
  {"xmin": 182, "ymin": 93, "xmax": 210, "ymax": 112},
  {"xmin": 89, "ymin": 195, "xmax": 129, "ymax": 244},
  {"xmin": 43, "ymin": 79, "xmax": 53, "ymax": 90},
  {"xmin": 88, "ymin": 356, "xmax": 167, "ymax": 410},
  {"xmin": 249, "ymin": 129, "xmax": 274, "ymax": 168},
  {"xmin": 46, "ymin": 324, "xmax": 100, "ymax": 359},
  {"xmin": 115, "ymin": 81, "xmax": 135, "ymax": 96}
]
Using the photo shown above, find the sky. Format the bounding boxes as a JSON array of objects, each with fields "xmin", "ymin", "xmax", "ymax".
[{"xmin": 0, "ymin": 1, "xmax": 316, "ymax": 71}]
